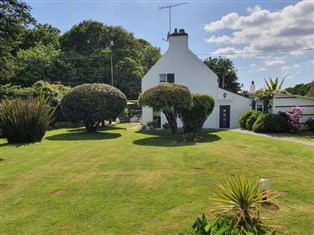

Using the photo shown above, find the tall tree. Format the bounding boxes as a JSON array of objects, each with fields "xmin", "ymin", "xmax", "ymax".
[
  {"xmin": 19, "ymin": 23, "xmax": 61, "ymax": 50},
  {"xmin": 203, "ymin": 57, "xmax": 241, "ymax": 93},
  {"xmin": 59, "ymin": 20, "xmax": 161, "ymax": 97},
  {"xmin": 0, "ymin": 0, "xmax": 36, "ymax": 82}
]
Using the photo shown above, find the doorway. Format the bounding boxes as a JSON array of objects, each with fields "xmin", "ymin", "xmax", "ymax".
[{"xmin": 219, "ymin": 105, "xmax": 230, "ymax": 128}]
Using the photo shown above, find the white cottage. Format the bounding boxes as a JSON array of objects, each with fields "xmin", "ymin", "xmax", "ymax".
[{"xmin": 142, "ymin": 29, "xmax": 249, "ymax": 129}]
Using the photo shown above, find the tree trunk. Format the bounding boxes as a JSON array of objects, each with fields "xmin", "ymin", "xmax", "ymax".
[
  {"xmin": 85, "ymin": 122, "xmax": 98, "ymax": 133},
  {"xmin": 167, "ymin": 113, "xmax": 177, "ymax": 135}
]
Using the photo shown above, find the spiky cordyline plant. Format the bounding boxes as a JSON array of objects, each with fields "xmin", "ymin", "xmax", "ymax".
[
  {"xmin": 212, "ymin": 175, "xmax": 277, "ymax": 226},
  {"xmin": 0, "ymin": 96, "xmax": 55, "ymax": 143}
]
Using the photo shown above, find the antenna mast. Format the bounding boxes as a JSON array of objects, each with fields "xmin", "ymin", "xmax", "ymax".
[{"xmin": 159, "ymin": 2, "xmax": 187, "ymax": 34}]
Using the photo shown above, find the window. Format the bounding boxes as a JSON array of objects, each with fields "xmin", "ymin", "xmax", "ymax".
[
  {"xmin": 159, "ymin": 73, "xmax": 175, "ymax": 83},
  {"xmin": 159, "ymin": 74, "xmax": 166, "ymax": 83},
  {"xmin": 167, "ymin": 73, "xmax": 175, "ymax": 83}
]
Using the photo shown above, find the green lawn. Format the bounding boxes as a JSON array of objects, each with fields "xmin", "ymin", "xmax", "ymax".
[
  {"xmin": 1, "ymin": 125, "xmax": 313, "ymax": 234},
  {"xmin": 268, "ymin": 131, "xmax": 314, "ymax": 143}
]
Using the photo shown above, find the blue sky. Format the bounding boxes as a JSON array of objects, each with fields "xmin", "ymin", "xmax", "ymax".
[{"xmin": 25, "ymin": 0, "xmax": 314, "ymax": 91}]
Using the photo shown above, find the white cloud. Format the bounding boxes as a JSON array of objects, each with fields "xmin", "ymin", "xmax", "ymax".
[
  {"xmin": 265, "ymin": 60, "xmax": 286, "ymax": 67},
  {"xmin": 205, "ymin": 1, "xmax": 314, "ymax": 54},
  {"xmin": 293, "ymin": 64, "xmax": 300, "ymax": 68},
  {"xmin": 255, "ymin": 67, "xmax": 266, "ymax": 72}
]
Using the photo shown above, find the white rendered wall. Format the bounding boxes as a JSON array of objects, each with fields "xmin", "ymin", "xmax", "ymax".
[
  {"xmin": 218, "ymin": 89, "xmax": 250, "ymax": 128},
  {"xmin": 142, "ymin": 34, "xmax": 219, "ymax": 128}
]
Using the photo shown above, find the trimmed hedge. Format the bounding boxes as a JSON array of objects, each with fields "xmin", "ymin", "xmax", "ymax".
[
  {"xmin": 238, "ymin": 110, "xmax": 255, "ymax": 129},
  {"xmin": 252, "ymin": 113, "xmax": 289, "ymax": 133},
  {"xmin": 245, "ymin": 111, "xmax": 263, "ymax": 130},
  {"xmin": 180, "ymin": 93, "xmax": 215, "ymax": 134},
  {"xmin": 61, "ymin": 83, "xmax": 127, "ymax": 132}
]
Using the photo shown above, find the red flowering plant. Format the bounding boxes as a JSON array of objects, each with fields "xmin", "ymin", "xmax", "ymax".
[{"xmin": 279, "ymin": 106, "xmax": 304, "ymax": 132}]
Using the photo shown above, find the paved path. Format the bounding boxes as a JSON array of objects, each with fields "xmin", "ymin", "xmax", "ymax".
[{"xmin": 231, "ymin": 129, "xmax": 314, "ymax": 146}]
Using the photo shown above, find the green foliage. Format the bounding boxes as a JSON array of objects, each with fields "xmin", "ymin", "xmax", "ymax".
[
  {"xmin": 254, "ymin": 89, "xmax": 272, "ymax": 102},
  {"xmin": 19, "ymin": 23, "xmax": 60, "ymax": 50},
  {"xmin": 61, "ymin": 83, "xmax": 127, "ymax": 132},
  {"xmin": 264, "ymin": 77, "xmax": 285, "ymax": 92},
  {"xmin": 252, "ymin": 114, "xmax": 289, "ymax": 133},
  {"xmin": 180, "ymin": 94, "xmax": 215, "ymax": 134},
  {"xmin": 162, "ymin": 122, "xmax": 170, "ymax": 129},
  {"xmin": 285, "ymin": 82, "xmax": 314, "ymax": 97},
  {"xmin": 58, "ymin": 20, "xmax": 160, "ymax": 94},
  {"xmin": 238, "ymin": 110, "xmax": 255, "ymax": 129},
  {"xmin": 138, "ymin": 83, "xmax": 192, "ymax": 134},
  {"xmin": 0, "ymin": 83, "xmax": 34, "ymax": 100},
  {"xmin": 192, "ymin": 214, "xmax": 276, "ymax": 235},
  {"xmin": 246, "ymin": 111, "xmax": 263, "ymax": 130},
  {"xmin": 114, "ymin": 57, "xmax": 144, "ymax": 99},
  {"xmin": 306, "ymin": 118, "xmax": 314, "ymax": 131},
  {"xmin": 0, "ymin": 96, "xmax": 55, "ymax": 143},
  {"xmin": 0, "ymin": 0, "xmax": 36, "ymax": 82},
  {"xmin": 203, "ymin": 57, "xmax": 241, "ymax": 93},
  {"xmin": 15, "ymin": 43, "xmax": 62, "ymax": 86},
  {"xmin": 147, "ymin": 119, "xmax": 160, "ymax": 129},
  {"xmin": 212, "ymin": 175, "xmax": 276, "ymax": 227}
]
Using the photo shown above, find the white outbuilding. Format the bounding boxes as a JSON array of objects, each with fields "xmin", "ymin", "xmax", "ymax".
[{"xmin": 141, "ymin": 29, "xmax": 249, "ymax": 129}]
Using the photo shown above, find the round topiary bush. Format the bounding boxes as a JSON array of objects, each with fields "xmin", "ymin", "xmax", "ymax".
[
  {"xmin": 245, "ymin": 111, "xmax": 263, "ymax": 130},
  {"xmin": 61, "ymin": 83, "xmax": 127, "ymax": 132},
  {"xmin": 252, "ymin": 113, "xmax": 289, "ymax": 133},
  {"xmin": 138, "ymin": 83, "xmax": 192, "ymax": 135},
  {"xmin": 238, "ymin": 110, "xmax": 255, "ymax": 129}
]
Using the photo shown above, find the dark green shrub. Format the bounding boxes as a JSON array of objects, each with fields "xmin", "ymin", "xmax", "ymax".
[
  {"xmin": 162, "ymin": 122, "xmax": 170, "ymax": 129},
  {"xmin": 238, "ymin": 110, "xmax": 255, "ymax": 129},
  {"xmin": 306, "ymin": 118, "xmax": 314, "ymax": 131},
  {"xmin": 0, "ymin": 96, "xmax": 55, "ymax": 143},
  {"xmin": 180, "ymin": 94, "xmax": 215, "ymax": 134},
  {"xmin": 0, "ymin": 84, "xmax": 34, "ymax": 100},
  {"xmin": 138, "ymin": 83, "xmax": 192, "ymax": 134},
  {"xmin": 245, "ymin": 111, "xmax": 263, "ymax": 130},
  {"xmin": 253, "ymin": 114, "xmax": 289, "ymax": 133},
  {"xmin": 147, "ymin": 119, "xmax": 160, "ymax": 129},
  {"xmin": 192, "ymin": 214, "xmax": 275, "ymax": 235},
  {"xmin": 61, "ymin": 83, "xmax": 127, "ymax": 132}
]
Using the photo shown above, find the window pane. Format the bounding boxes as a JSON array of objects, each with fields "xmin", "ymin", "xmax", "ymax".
[
  {"xmin": 159, "ymin": 74, "xmax": 166, "ymax": 82},
  {"xmin": 167, "ymin": 73, "xmax": 175, "ymax": 83}
]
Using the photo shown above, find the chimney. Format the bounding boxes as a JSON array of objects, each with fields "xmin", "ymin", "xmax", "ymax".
[
  {"xmin": 250, "ymin": 81, "xmax": 256, "ymax": 93},
  {"xmin": 168, "ymin": 28, "xmax": 189, "ymax": 51}
]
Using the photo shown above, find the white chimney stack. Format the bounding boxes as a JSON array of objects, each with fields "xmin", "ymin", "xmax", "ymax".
[
  {"xmin": 250, "ymin": 81, "xmax": 256, "ymax": 93},
  {"xmin": 168, "ymin": 28, "xmax": 189, "ymax": 51}
]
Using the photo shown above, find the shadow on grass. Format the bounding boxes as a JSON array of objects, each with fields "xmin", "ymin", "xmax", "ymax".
[
  {"xmin": 58, "ymin": 125, "xmax": 126, "ymax": 133},
  {"xmin": 133, "ymin": 132, "xmax": 221, "ymax": 147},
  {"xmin": 267, "ymin": 131, "xmax": 314, "ymax": 141},
  {"xmin": 46, "ymin": 131, "xmax": 121, "ymax": 141},
  {"xmin": 0, "ymin": 141, "xmax": 36, "ymax": 148}
]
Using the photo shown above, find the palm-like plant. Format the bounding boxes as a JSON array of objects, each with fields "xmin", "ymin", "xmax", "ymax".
[
  {"xmin": 264, "ymin": 77, "xmax": 285, "ymax": 92},
  {"xmin": 212, "ymin": 175, "xmax": 276, "ymax": 226}
]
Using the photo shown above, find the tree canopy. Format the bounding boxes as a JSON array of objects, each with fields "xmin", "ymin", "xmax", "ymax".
[
  {"xmin": 0, "ymin": 0, "xmax": 36, "ymax": 82},
  {"xmin": 285, "ymin": 82, "xmax": 314, "ymax": 97},
  {"xmin": 203, "ymin": 57, "xmax": 241, "ymax": 93},
  {"xmin": 139, "ymin": 83, "xmax": 192, "ymax": 135}
]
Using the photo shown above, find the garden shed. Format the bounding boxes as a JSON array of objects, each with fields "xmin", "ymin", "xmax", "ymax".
[
  {"xmin": 141, "ymin": 29, "xmax": 249, "ymax": 129},
  {"xmin": 270, "ymin": 93, "xmax": 314, "ymax": 123}
]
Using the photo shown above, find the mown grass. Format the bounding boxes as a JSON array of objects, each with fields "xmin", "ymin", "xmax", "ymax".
[
  {"xmin": 0, "ymin": 125, "xmax": 313, "ymax": 234},
  {"xmin": 269, "ymin": 131, "xmax": 314, "ymax": 143}
]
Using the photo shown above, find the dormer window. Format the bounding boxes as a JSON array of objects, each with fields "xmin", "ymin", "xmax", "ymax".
[{"xmin": 159, "ymin": 73, "xmax": 175, "ymax": 83}]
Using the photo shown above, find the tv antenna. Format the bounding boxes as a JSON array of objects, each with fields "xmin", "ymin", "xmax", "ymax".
[{"xmin": 159, "ymin": 2, "xmax": 187, "ymax": 34}]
